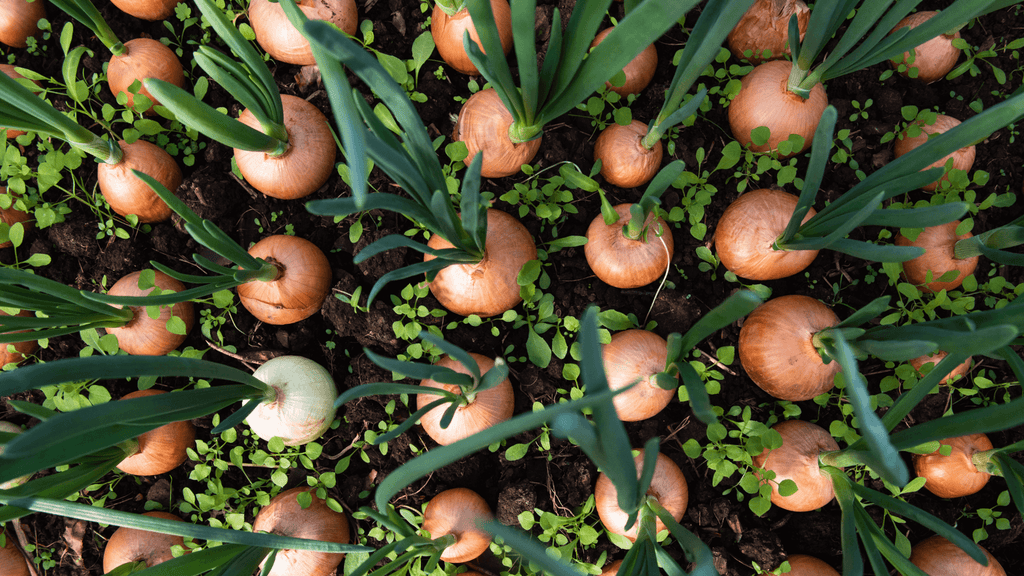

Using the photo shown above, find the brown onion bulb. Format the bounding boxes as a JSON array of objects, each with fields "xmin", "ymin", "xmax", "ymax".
[
  {"xmin": 250, "ymin": 0, "xmax": 357, "ymax": 66},
  {"xmin": 0, "ymin": 0, "xmax": 44, "ymax": 48},
  {"xmin": 786, "ymin": 554, "xmax": 840, "ymax": 576},
  {"xmin": 909, "ymin": 351, "xmax": 972, "ymax": 385},
  {"xmin": 417, "ymin": 353, "xmax": 514, "ymax": 446},
  {"xmin": 714, "ymin": 188, "xmax": 818, "ymax": 280},
  {"xmin": 590, "ymin": 27, "xmax": 657, "ymax": 97},
  {"xmin": 107, "ymin": 38, "xmax": 185, "ymax": 113},
  {"xmin": 595, "ymin": 450, "xmax": 687, "ymax": 541},
  {"xmin": 425, "ymin": 208, "xmax": 536, "ymax": 317},
  {"xmin": 0, "ymin": 309, "xmax": 38, "ymax": 368},
  {"xmin": 106, "ymin": 270, "xmax": 194, "ymax": 356},
  {"xmin": 600, "ymin": 560, "xmax": 623, "ymax": 576},
  {"xmin": 253, "ymin": 487, "xmax": 350, "ymax": 576},
  {"xmin": 728, "ymin": 0, "xmax": 810, "ymax": 64},
  {"xmin": 102, "ymin": 511, "xmax": 186, "ymax": 572},
  {"xmin": 421, "ymin": 487, "xmax": 493, "ymax": 563},
  {"xmin": 753, "ymin": 420, "xmax": 839, "ymax": 512},
  {"xmin": 910, "ymin": 535, "xmax": 1006, "ymax": 576},
  {"xmin": 97, "ymin": 139, "xmax": 182, "ymax": 223},
  {"xmin": 602, "ymin": 329, "xmax": 675, "ymax": 422},
  {"xmin": 1, "ymin": 186, "xmax": 32, "ymax": 248},
  {"xmin": 585, "ymin": 204, "xmax": 674, "ymax": 289},
  {"xmin": 0, "ymin": 528, "xmax": 29, "ymax": 576},
  {"xmin": 432, "ymin": 0, "xmax": 512, "ymax": 76},
  {"xmin": 729, "ymin": 60, "xmax": 828, "ymax": 157},
  {"xmin": 893, "ymin": 114, "xmax": 975, "ymax": 192},
  {"xmin": 889, "ymin": 11, "xmax": 961, "ymax": 84},
  {"xmin": 593, "ymin": 120, "xmax": 663, "ymax": 188},
  {"xmin": 895, "ymin": 221, "xmax": 978, "ymax": 293},
  {"xmin": 109, "ymin": 0, "xmax": 177, "ymax": 21},
  {"xmin": 235, "ymin": 94, "xmax": 336, "ymax": 200},
  {"xmin": 117, "ymin": 390, "xmax": 196, "ymax": 475},
  {"xmin": 739, "ymin": 295, "xmax": 840, "ymax": 401},
  {"xmin": 1, "ymin": 65, "xmax": 40, "ymax": 139},
  {"xmin": 454, "ymin": 88, "xmax": 542, "ymax": 178},
  {"xmin": 238, "ymin": 235, "xmax": 332, "ymax": 325},
  {"xmin": 913, "ymin": 433, "xmax": 993, "ymax": 499}
]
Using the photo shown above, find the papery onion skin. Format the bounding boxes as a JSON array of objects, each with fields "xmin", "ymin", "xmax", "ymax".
[
  {"xmin": 253, "ymin": 487, "xmax": 350, "ymax": 576},
  {"xmin": 909, "ymin": 351, "xmax": 972, "ymax": 385},
  {"xmin": 895, "ymin": 221, "xmax": 978, "ymax": 293},
  {"xmin": 739, "ymin": 295, "xmax": 840, "ymax": 401},
  {"xmin": 595, "ymin": 450, "xmax": 687, "ymax": 541},
  {"xmin": 1, "ymin": 65, "xmax": 40, "ymax": 138},
  {"xmin": 422, "ymin": 487, "xmax": 493, "ymax": 563},
  {"xmin": 728, "ymin": 0, "xmax": 810, "ymax": 65},
  {"xmin": 893, "ymin": 114, "xmax": 975, "ymax": 192},
  {"xmin": 729, "ymin": 60, "xmax": 828, "ymax": 157},
  {"xmin": 107, "ymin": 38, "xmax": 185, "ymax": 113},
  {"xmin": 585, "ymin": 204, "xmax": 674, "ymax": 289},
  {"xmin": 417, "ymin": 353, "xmax": 514, "ymax": 446},
  {"xmin": 238, "ymin": 235, "xmax": 332, "ymax": 325},
  {"xmin": 454, "ymin": 88, "xmax": 542, "ymax": 178},
  {"xmin": 714, "ymin": 188, "xmax": 818, "ymax": 280},
  {"xmin": 234, "ymin": 94, "xmax": 336, "ymax": 200},
  {"xmin": 425, "ymin": 208, "xmax": 536, "ymax": 317},
  {"xmin": 0, "ymin": 527, "xmax": 29, "ymax": 576},
  {"xmin": 786, "ymin": 554, "xmax": 840, "ymax": 576},
  {"xmin": 250, "ymin": 0, "xmax": 357, "ymax": 66},
  {"xmin": 106, "ymin": 270, "xmax": 194, "ymax": 356},
  {"xmin": 109, "ymin": 0, "xmax": 177, "ymax": 21},
  {"xmin": 432, "ymin": 0, "xmax": 512, "ymax": 76},
  {"xmin": 590, "ymin": 27, "xmax": 657, "ymax": 97},
  {"xmin": 889, "ymin": 11, "xmax": 961, "ymax": 84},
  {"xmin": 117, "ymin": 390, "xmax": 196, "ymax": 476},
  {"xmin": 593, "ymin": 120, "xmax": 663, "ymax": 188},
  {"xmin": 102, "ymin": 511, "xmax": 186, "ymax": 572},
  {"xmin": 753, "ymin": 420, "xmax": 839, "ymax": 512},
  {"xmin": 0, "ymin": 421, "xmax": 30, "ymax": 490},
  {"xmin": 599, "ymin": 560, "xmax": 623, "ymax": 576},
  {"xmin": 0, "ymin": 309, "xmax": 38, "ymax": 368},
  {"xmin": 97, "ymin": 139, "xmax": 182, "ymax": 223},
  {"xmin": 603, "ymin": 329, "xmax": 675, "ymax": 422},
  {"xmin": 910, "ymin": 535, "xmax": 1006, "ymax": 576},
  {"xmin": 0, "ymin": 0, "xmax": 44, "ymax": 48},
  {"xmin": 913, "ymin": 434, "xmax": 993, "ymax": 499},
  {"xmin": 246, "ymin": 356, "xmax": 337, "ymax": 446}
]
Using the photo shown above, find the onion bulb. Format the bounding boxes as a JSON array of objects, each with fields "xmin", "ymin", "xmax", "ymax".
[
  {"xmin": 1, "ymin": 65, "xmax": 40, "ymax": 139},
  {"xmin": 0, "ymin": 421, "xmax": 30, "ymax": 489},
  {"xmin": 913, "ymin": 433, "xmax": 993, "ymax": 499},
  {"xmin": 752, "ymin": 420, "xmax": 839, "ymax": 512},
  {"xmin": 909, "ymin": 351, "xmax": 972, "ymax": 384},
  {"xmin": 106, "ymin": 270, "xmax": 194, "ymax": 356},
  {"xmin": 245, "ymin": 355, "xmax": 337, "ymax": 446},
  {"xmin": 432, "ymin": 0, "xmax": 512, "ymax": 76},
  {"xmin": 728, "ymin": 60, "xmax": 828, "ymax": 157},
  {"xmin": 727, "ymin": 0, "xmax": 810, "ymax": 64},
  {"xmin": 895, "ymin": 221, "xmax": 978, "ymax": 293},
  {"xmin": 237, "ymin": 235, "xmax": 332, "ymax": 325},
  {"xmin": 602, "ymin": 329, "xmax": 675, "ymax": 422},
  {"xmin": 595, "ymin": 450, "xmax": 687, "ymax": 541},
  {"xmin": 738, "ymin": 295, "xmax": 840, "ymax": 401},
  {"xmin": 234, "ymin": 94, "xmax": 336, "ymax": 200},
  {"xmin": 107, "ymin": 38, "xmax": 185, "ymax": 113},
  {"xmin": 102, "ymin": 511, "xmax": 186, "ymax": 572},
  {"xmin": 593, "ymin": 120, "xmax": 663, "ymax": 188},
  {"xmin": 417, "ymin": 353, "xmax": 514, "ymax": 446},
  {"xmin": 590, "ymin": 27, "xmax": 657, "ymax": 97},
  {"xmin": 117, "ymin": 390, "xmax": 196, "ymax": 476},
  {"xmin": 454, "ymin": 88, "xmax": 542, "ymax": 178},
  {"xmin": 425, "ymin": 208, "xmax": 536, "ymax": 317},
  {"xmin": 786, "ymin": 554, "xmax": 840, "ymax": 576},
  {"xmin": 250, "ymin": 0, "xmax": 357, "ymax": 66},
  {"xmin": 889, "ymin": 11, "xmax": 961, "ymax": 84},
  {"xmin": 714, "ymin": 188, "xmax": 818, "ymax": 280},
  {"xmin": 97, "ymin": 139, "xmax": 182, "ymax": 223},
  {"xmin": 0, "ymin": 310, "xmax": 37, "ymax": 369},
  {"xmin": 585, "ymin": 204, "xmax": 673, "ymax": 289},
  {"xmin": 109, "ymin": 0, "xmax": 178, "ymax": 21},
  {"xmin": 0, "ymin": 0, "xmax": 44, "ymax": 48},
  {"xmin": 0, "ymin": 528, "xmax": 29, "ymax": 576},
  {"xmin": 893, "ymin": 114, "xmax": 975, "ymax": 192},
  {"xmin": 600, "ymin": 560, "xmax": 623, "ymax": 576},
  {"xmin": 910, "ymin": 535, "xmax": 1006, "ymax": 576},
  {"xmin": 253, "ymin": 487, "xmax": 350, "ymax": 576},
  {"xmin": 421, "ymin": 487, "xmax": 493, "ymax": 563}
]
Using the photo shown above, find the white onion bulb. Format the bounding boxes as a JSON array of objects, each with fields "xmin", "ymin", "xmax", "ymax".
[{"xmin": 245, "ymin": 356, "xmax": 337, "ymax": 446}]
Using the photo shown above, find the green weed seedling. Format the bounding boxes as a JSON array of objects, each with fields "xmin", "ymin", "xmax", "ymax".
[
  {"xmin": 664, "ymin": 143, "xmax": 736, "ymax": 240},
  {"xmin": 517, "ymin": 495, "xmax": 602, "ymax": 563},
  {"xmin": 729, "ymin": 130, "xmax": 805, "ymax": 193},
  {"xmin": 703, "ymin": 46, "xmax": 752, "ymax": 108},
  {"xmin": 575, "ymin": 84, "xmax": 634, "ymax": 131},
  {"xmin": 499, "ymin": 162, "xmax": 585, "ymax": 235}
]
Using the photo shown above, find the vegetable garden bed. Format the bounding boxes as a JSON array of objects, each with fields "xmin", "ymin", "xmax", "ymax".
[{"xmin": 2, "ymin": 0, "xmax": 1024, "ymax": 575}]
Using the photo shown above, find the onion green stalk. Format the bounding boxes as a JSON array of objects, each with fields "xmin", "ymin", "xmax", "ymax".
[{"xmin": 48, "ymin": 0, "xmax": 131, "ymax": 57}]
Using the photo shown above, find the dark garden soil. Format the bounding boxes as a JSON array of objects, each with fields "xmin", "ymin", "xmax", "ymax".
[{"xmin": 3, "ymin": 1, "xmax": 1024, "ymax": 575}]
